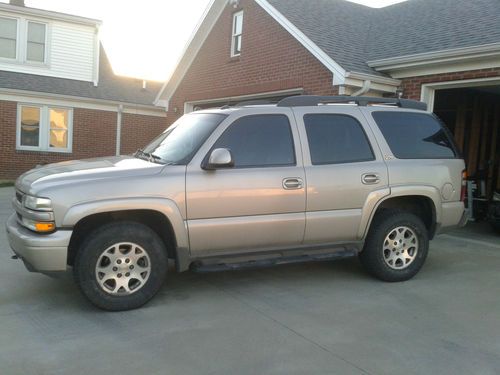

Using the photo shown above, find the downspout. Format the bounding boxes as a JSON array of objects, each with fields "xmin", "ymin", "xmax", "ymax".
[
  {"xmin": 115, "ymin": 104, "xmax": 123, "ymax": 156},
  {"xmin": 351, "ymin": 80, "xmax": 371, "ymax": 96}
]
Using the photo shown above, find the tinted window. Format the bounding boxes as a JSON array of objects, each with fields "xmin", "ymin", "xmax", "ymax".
[
  {"xmin": 373, "ymin": 112, "xmax": 456, "ymax": 159},
  {"xmin": 304, "ymin": 114, "xmax": 374, "ymax": 165},
  {"xmin": 212, "ymin": 115, "xmax": 295, "ymax": 167}
]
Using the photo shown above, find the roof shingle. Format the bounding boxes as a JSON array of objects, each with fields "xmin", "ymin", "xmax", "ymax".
[
  {"xmin": 267, "ymin": 0, "xmax": 500, "ymax": 76},
  {"xmin": 0, "ymin": 46, "xmax": 163, "ymax": 106}
]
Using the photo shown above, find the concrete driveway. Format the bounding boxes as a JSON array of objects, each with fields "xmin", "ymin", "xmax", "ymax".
[{"xmin": 1, "ymin": 186, "xmax": 499, "ymax": 375}]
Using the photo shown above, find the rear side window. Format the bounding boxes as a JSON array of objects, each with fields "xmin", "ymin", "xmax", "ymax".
[
  {"xmin": 373, "ymin": 112, "xmax": 457, "ymax": 159},
  {"xmin": 304, "ymin": 114, "xmax": 374, "ymax": 165},
  {"xmin": 212, "ymin": 114, "xmax": 295, "ymax": 168}
]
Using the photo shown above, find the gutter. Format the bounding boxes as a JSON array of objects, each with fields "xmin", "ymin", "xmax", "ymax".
[
  {"xmin": 367, "ymin": 42, "xmax": 500, "ymax": 71},
  {"xmin": 345, "ymin": 71, "xmax": 401, "ymax": 86},
  {"xmin": 0, "ymin": 87, "xmax": 165, "ymax": 116}
]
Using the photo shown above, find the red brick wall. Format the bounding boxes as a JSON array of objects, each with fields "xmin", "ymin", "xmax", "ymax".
[
  {"xmin": 167, "ymin": 0, "xmax": 337, "ymax": 124},
  {"xmin": 0, "ymin": 101, "xmax": 167, "ymax": 180},
  {"xmin": 401, "ymin": 68, "xmax": 500, "ymax": 100},
  {"xmin": 120, "ymin": 113, "xmax": 168, "ymax": 154}
]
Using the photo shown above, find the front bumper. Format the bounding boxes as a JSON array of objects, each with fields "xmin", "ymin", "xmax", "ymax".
[{"xmin": 6, "ymin": 213, "xmax": 71, "ymax": 272}]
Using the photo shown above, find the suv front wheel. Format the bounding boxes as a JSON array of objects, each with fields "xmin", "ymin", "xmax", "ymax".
[
  {"xmin": 359, "ymin": 210, "xmax": 429, "ymax": 282},
  {"xmin": 74, "ymin": 221, "xmax": 168, "ymax": 311}
]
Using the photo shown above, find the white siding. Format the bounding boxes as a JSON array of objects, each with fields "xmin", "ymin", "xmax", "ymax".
[
  {"xmin": 49, "ymin": 21, "xmax": 95, "ymax": 81},
  {"xmin": 0, "ymin": 11, "xmax": 97, "ymax": 82}
]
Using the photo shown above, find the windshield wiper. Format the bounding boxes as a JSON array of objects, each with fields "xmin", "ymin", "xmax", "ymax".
[{"xmin": 134, "ymin": 149, "xmax": 167, "ymax": 164}]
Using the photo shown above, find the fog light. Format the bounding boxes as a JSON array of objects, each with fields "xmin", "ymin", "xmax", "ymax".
[{"xmin": 22, "ymin": 218, "xmax": 55, "ymax": 233}]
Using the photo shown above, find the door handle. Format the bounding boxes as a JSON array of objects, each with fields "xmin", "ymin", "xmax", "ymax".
[
  {"xmin": 362, "ymin": 173, "xmax": 380, "ymax": 185},
  {"xmin": 283, "ymin": 177, "xmax": 303, "ymax": 190}
]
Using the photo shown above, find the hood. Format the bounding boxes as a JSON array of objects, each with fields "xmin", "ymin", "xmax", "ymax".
[{"xmin": 16, "ymin": 156, "xmax": 163, "ymax": 195}]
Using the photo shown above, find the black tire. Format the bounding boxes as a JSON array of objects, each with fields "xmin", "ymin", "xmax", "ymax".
[
  {"xmin": 359, "ymin": 210, "xmax": 429, "ymax": 282},
  {"xmin": 74, "ymin": 221, "xmax": 168, "ymax": 311}
]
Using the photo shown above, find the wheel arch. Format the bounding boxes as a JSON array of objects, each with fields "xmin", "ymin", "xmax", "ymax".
[
  {"xmin": 360, "ymin": 186, "xmax": 441, "ymax": 240},
  {"xmin": 64, "ymin": 198, "xmax": 190, "ymax": 271}
]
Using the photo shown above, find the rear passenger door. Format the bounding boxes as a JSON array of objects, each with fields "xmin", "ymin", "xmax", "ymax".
[{"xmin": 293, "ymin": 107, "xmax": 389, "ymax": 244}]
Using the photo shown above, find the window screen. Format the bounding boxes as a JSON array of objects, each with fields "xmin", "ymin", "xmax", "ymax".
[
  {"xmin": 0, "ymin": 17, "xmax": 17, "ymax": 59},
  {"xmin": 372, "ymin": 112, "xmax": 457, "ymax": 159},
  {"xmin": 304, "ymin": 114, "xmax": 374, "ymax": 165},
  {"xmin": 27, "ymin": 21, "xmax": 46, "ymax": 62},
  {"xmin": 213, "ymin": 114, "xmax": 295, "ymax": 168}
]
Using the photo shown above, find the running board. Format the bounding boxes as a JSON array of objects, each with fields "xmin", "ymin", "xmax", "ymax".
[{"xmin": 191, "ymin": 249, "xmax": 357, "ymax": 273}]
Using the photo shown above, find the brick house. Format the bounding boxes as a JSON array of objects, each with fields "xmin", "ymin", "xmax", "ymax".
[
  {"xmin": 155, "ymin": 0, "xmax": 500, "ymax": 197},
  {"xmin": 0, "ymin": 1, "xmax": 166, "ymax": 179}
]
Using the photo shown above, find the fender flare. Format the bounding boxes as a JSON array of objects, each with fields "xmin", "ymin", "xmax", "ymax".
[
  {"xmin": 62, "ymin": 197, "xmax": 191, "ymax": 271},
  {"xmin": 358, "ymin": 185, "xmax": 441, "ymax": 239}
]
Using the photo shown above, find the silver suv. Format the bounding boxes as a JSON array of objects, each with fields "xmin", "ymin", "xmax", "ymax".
[{"xmin": 6, "ymin": 96, "xmax": 467, "ymax": 311}]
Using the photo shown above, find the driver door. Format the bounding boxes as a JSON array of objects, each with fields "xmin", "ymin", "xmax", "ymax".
[{"xmin": 185, "ymin": 109, "xmax": 306, "ymax": 257}]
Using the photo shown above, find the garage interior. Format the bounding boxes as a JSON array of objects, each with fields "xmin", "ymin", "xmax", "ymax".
[{"xmin": 433, "ymin": 86, "xmax": 500, "ymax": 220}]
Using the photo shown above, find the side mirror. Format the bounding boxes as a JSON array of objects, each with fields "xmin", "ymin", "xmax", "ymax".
[{"xmin": 203, "ymin": 148, "xmax": 234, "ymax": 170}]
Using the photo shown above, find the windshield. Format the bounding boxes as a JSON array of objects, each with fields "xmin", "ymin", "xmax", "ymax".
[{"xmin": 138, "ymin": 113, "xmax": 227, "ymax": 165}]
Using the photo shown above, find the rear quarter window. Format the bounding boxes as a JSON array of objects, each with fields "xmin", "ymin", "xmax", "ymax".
[{"xmin": 372, "ymin": 111, "xmax": 457, "ymax": 159}]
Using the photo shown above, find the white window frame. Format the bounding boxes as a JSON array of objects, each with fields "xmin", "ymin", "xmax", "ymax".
[
  {"xmin": 16, "ymin": 103, "xmax": 73, "ymax": 153},
  {"xmin": 0, "ymin": 15, "xmax": 48, "ymax": 65},
  {"xmin": 230, "ymin": 11, "xmax": 243, "ymax": 57},
  {"xmin": 0, "ymin": 15, "xmax": 20, "ymax": 61},
  {"xmin": 24, "ymin": 19, "xmax": 48, "ymax": 64}
]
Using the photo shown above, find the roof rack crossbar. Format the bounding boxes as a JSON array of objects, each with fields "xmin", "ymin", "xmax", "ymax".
[{"xmin": 276, "ymin": 95, "xmax": 427, "ymax": 111}]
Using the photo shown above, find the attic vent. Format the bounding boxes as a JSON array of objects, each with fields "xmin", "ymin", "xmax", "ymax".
[{"xmin": 9, "ymin": 0, "xmax": 25, "ymax": 6}]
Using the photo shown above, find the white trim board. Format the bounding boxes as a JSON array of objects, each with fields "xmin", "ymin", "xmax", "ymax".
[
  {"xmin": 254, "ymin": 0, "xmax": 346, "ymax": 85},
  {"xmin": 420, "ymin": 77, "xmax": 500, "ymax": 112},
  {"xmin": 368, "ymin": 43, "xmax": 500, "ymax": 79},
  {"xmin": 0, "ymin": 2, "xmax": 101, "ymax": 27},
  {"xmin": 154, "ymin": 0, "xmax": 225, "ymax": 108},
  {"xmin": 0, "ymin": 88, "xmax": 166, "ymax": 117},
  {"xmin": 155, "ymin": 0, "xmax": 355, "ymax": 108}
]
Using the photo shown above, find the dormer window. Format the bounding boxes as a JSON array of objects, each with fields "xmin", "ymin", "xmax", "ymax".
[
  {"xmin": 0, "ymin": 16, "xmax": 18, "ymax": 59},
  {"xmin": 0, "ymin": 16, "xmax": 47, "ymax": 63},
  {"xmin": 231, "ymin": 11, "xmax": 243, "ymax": 57},
  {"xmin": 26, "ymin": 21, "xmax": 46, "ymax": 62}
]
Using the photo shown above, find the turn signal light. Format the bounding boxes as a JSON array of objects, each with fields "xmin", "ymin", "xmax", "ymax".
[
  {"xmin": 21, "ymin": 217, "xmax": 56, "ymax": 233},
  {"xmin": 34, "ymin": 222, "xmax": 56, "ymax": 232}
]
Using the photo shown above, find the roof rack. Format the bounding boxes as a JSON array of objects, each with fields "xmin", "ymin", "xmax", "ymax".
[
  {"xmin": 235, "ymin": 99, "xmax": 276, "ymax": 107},
  {"xmin": 276, "ymin": 95, "xmax": 428, "ymax": 111}
]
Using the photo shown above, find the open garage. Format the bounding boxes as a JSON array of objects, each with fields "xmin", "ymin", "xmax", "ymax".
[{"xmin": 428, "ymin": 79, "xmax": 500, "ymax": 221}]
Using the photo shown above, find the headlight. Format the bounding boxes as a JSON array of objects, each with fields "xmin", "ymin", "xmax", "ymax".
[
  {"xmin": 23, "ymin": 195, "xmax": 52, "ymax": 211},
  {"xmin": 21, "ymin": 217, "xmax": 55, "ymax": 233}
]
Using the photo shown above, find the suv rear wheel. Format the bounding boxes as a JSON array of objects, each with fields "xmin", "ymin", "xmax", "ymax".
[
  {"xmin": 74, "ymin": 221, "xmax": 168, "ymax": 311},
  {"xmin": 359, "ymin": 210, "xmax": 429, "ymax": 282}
]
